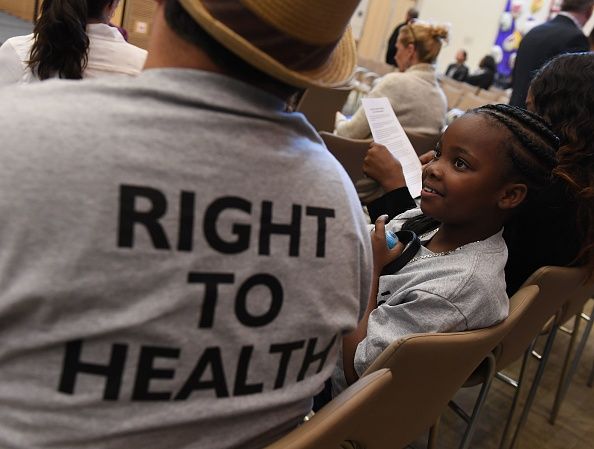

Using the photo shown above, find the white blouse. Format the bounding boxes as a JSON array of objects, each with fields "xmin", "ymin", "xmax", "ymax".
[{"xmin": 0, "ymin": 23, "xmax": 147, "ymax": 86}]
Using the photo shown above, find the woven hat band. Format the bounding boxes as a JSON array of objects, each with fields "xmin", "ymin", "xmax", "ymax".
[{"xmin": 202, "ymin": 0, "xmax": 341, "ymax": 71}]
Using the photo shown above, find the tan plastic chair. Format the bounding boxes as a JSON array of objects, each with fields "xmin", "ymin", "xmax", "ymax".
[
  {"xmin": 544, "ymin": 278, "xmax": 594, "ymax": 424},
  {"xmin": 357, "ymin": 56, "xmax": 395, "ymax": 76},
  {"xmin": 404, "ymin": 129, "xmax": 440, "ymax": 157},
  {"xmin": 451, "ymin": 266, "xmax": 594, "ymax": 449},
  {"xmin": 297, "ymin": 87, "xmax": 352, "ymax": 132},
  {"xmin": 319, "ymin": 131, "xmax": 384, "ymax": 204},
  {"xmin": 266, "ymin": 285, "xmax": 539, "ymax": 449},
  {"xmin": 476, "ymin": 88, "xmax": 504, "ymax": 103},
  {"xmin": 441, "ymin": 83, "xmax": 465, "ymax": 110},
  {"xmin": 456, "ymin": 92, "xmax": 488, "ymax": 112},
  {"xmin": 318, "ymin": 132, "xmax": 371, "ymax": 186}
]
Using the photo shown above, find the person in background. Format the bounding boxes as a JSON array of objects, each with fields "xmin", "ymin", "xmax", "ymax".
[
  {"xmin": 509, "ymin": 0, "xmax": 592, "ymax": 107},
  {"xmin": 336, "ymin": 20, "xmax": 448, "ymax": 139},
  {"xmin": 445, "ymin": 49, "xmax": 469, "ymax": 81},
  {"xmin": 465, "ymin": 54, "xmax": 497, "ymax": 90},
  {"xmin": 0, "ymin": 0, "xmax": 372, "ymax": 448},
  {"xmin": 385, "ymin": 7, "xmax": 419, "ymax": 67},
  {"xmin": 505, "ymin": 52, "xmax": 594, "ymax": 294},
  {"xmin": 0, "ymin": 0, "xmax": 146, "ymax": 85}
]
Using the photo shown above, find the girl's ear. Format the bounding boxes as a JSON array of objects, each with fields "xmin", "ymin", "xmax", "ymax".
[{"xmin": 498, "ymin": 183, "xmax": 528, "ymax": 210}]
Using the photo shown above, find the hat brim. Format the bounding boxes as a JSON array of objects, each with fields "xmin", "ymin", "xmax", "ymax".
[{"xmin": 178, "ymin": 0, "xmax": 357, "ymax": 88}]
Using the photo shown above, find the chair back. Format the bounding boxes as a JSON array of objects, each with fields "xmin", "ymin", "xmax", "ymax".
[
  {"xmin": 357, "ymin": 56, "xmax": 395, "ymax": 76},
  {"xmin": 265, "ymin": 288, "xmax": 540, "ymax": 449},
  {"xmin": 404, "ymin": 129, "xmax": 440, "ymax": 156},
  {"xmin": 441, "ymin": 83, "xmax": 464, "ymax": 110},
  {"xmin": 456, "ymin": 92, "xmax": 488, "ymax": 111},
  {"xmin": 319, "ymin": 131, "xmax": 371, "ymax": 187},
  {"xmin": 497, "ymin": 266, "xmax": 592, "ymax": 368},
  {"xmin": 297, "ymin": 87, "xmax": 351, "ymax": 132},
  {"xmin": 556, "ymin": 268, "xmax": 594, "ymax": 325},
  {"xmin": 266, "ymin": 369, "xmax": 391, "ymax": 449},
  {"xmin": 476, "ymin": 88, "xmax": 503, "ymax": 103}
]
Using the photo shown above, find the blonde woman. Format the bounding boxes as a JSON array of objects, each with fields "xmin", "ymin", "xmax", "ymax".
[{"xmin": 336, "ymin": 21, "xmax": 448, "ymax": 139}]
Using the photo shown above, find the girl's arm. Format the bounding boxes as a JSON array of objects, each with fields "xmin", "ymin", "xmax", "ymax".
[
  {"xmin": 364, "ymin": 143, "xmax": 416, "ymax": 222},
  {"xmin": 342, "ymin": 215, "xmax": 404, "ymax": 385},
  {"xmin": 366, "ymin": 148, "xmax": 435, "ymax": 222}
]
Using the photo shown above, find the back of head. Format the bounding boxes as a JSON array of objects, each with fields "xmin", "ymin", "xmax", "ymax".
[
  {"xmin": 480, "ymin": 55, "xmax": 496, "ymax": 72},
  {"xmin": 29, "ymin": 0, "xmax": 114, "ymax": 80},
  {"xmin": 169, "ymin": 0, "xmax": 360, "ymax": 89},
  {"xmin": 398, "ymin": 20, "xmax": 449, "ymax": 64},
  {"xmin": 530, "ymin": 52, "xmax": 594, "ymax": 269},
  {"xmin": 406, "ymin": 8, "xmax": 419, "ymax": 21},
  {"xmin": 561, "ymin": 0, "xmax": 594, "ymax": 12}
]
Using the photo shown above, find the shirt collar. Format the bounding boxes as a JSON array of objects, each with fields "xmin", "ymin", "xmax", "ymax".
[
  {"xmin": 86, "ymin": 23, "xmax": 126, "ymax": 41},
  {"xmin": 136, "ymin": 68, "xmax": 288, "ymax": 118},
  {"xmin": 555, "ymin": 12, "xmax": 582, "ymax": 29}
]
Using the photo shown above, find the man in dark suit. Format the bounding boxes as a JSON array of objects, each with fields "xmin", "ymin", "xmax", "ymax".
[
  {"xmin": 445, "ymin": 49, "xmax": 469, "ymax": 81},
  {"xmin": 509, "ymin": 0, "xmax": 592, "ymax": 107},
  {"xmin": 385, "ymin": 7, "xmax": 419, "ymax": 66}
]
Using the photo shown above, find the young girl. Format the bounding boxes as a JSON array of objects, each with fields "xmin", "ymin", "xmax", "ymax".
[{"xmin": 335, "ymin": 104, "xmax": 559, "ymax": 388}]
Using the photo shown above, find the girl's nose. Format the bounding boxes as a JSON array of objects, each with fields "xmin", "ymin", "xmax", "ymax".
[{"xmin": 423, "ymin": 158, "xmax": 443, "ymax": 180}]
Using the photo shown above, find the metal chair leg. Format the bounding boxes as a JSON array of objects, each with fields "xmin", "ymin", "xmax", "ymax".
[
  {"xmin": 550, "ymin": 313, "xmax": 582, "ymax": 424},
  {"xmin": 507, "ymin": 326, "xmax": 559, "ymax": 449},
  {"xmin": 551, "ymin": 307, "xmax": 593, "ymax": 414},
  {"xmin": 458, "ymin": 353, "xmax": 496, "ymax": 449},
  {"xmin": 498, "ymin": 339, "xmax": 534, "ymax": 449}
]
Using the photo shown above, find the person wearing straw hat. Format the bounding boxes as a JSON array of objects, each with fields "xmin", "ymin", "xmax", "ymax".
[{"xmin": 0, "ymin": 1, "xmax": 372, "ymax": 448}]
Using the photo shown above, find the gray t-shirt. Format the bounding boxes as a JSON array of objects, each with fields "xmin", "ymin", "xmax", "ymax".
[
  {"xmin": 0, "ymin": 69, "xmax": 372, "ymax": 449},
  {"xmin": 333, "ymin": 208, "xmax": 508, "ymax": 392}
]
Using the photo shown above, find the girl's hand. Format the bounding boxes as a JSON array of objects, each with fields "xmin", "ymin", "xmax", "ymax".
[
  {"xmin": 363, "ymin": 143, "xmax": 406, "ymax": 191},
  {"xmin": 419, "ymin": 150, "xmax": 434, "ymax": 169},
  {"xmin": 371, "ymin": 215, "xmax": 405, "ymax": 273}
]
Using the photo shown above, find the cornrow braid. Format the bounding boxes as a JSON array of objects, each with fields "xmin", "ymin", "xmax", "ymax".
[
  {"xmin": 470, "ymin": 104, "xmax": 559, "ymax": 188},
  {"xmin": 481, "ymin": 104, "xmax": 559, "ymax": 151}
]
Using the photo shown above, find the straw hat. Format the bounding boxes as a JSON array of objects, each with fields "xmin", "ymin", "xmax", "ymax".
[{"xmin": 178, "ymin": 0, "xmax": 360, "ymax": 88}]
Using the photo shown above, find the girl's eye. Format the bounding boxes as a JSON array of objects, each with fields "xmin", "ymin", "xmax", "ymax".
[{"xmin": 454, "ymin": 158, "xmax": 469, "ymax": 169}]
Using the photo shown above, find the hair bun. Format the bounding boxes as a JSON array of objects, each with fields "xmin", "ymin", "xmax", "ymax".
[{"xmin": 430, "ymin": 24, "xmax": 449, "ymax": 41}]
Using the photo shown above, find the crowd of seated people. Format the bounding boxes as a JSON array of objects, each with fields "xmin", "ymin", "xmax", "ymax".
[{"xmin": 0, "ymin": 0, "xmax": 592, "ymax": 448}]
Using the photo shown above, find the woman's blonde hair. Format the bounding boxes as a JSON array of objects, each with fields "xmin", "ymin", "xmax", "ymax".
[{"xmin": 398, "ymin": 21, "xmax": 449, "ymax": 64}]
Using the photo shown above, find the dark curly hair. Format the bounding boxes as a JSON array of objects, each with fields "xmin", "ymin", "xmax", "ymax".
[
  {"xmin": 529, "ymin": 52, "xmax": 594, "ymax": 270},
  {"xmin": 28, "ymin": 0, "xmax": 116, "ymax": 80}
]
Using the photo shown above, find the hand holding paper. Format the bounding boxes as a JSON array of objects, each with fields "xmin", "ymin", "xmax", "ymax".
[
  {"xmin": 361, "ymin": 97, "xmax": 423, "ymax": 198},
  {"xmin": 363, "ymin": 143, "xmax": 406, "ymax": 191}
]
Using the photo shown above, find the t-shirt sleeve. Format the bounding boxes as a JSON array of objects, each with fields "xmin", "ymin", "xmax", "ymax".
[
  {"xmin": 0, "ymin": 41, "xmax": 24, "ymax": 87},
  {"xmin": 353, "ymin": 290, "xmax": 467, "ymax": 376}
]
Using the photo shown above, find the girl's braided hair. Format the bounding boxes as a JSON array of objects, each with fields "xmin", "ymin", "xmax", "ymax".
[{"xmin": 403, "ymin": 104, "xmax": 559, "ymax": 235}]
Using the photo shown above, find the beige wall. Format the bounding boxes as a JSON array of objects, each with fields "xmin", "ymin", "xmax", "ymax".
[
  {"xmin": 357, "ymin": 0, "xmax": 418, "ymax": 62},
  {"xmin": 415, "ymin": 0, "xmax": 508, "ymax": 74}
]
